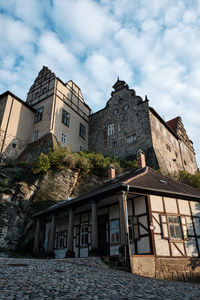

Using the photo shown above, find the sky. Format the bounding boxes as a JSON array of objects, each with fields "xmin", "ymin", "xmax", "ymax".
[{"xmin": 0, "ymin": 0, "xmax": 200, "ymax": 168}]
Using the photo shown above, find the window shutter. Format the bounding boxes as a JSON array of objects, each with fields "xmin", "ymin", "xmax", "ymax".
[
  {"xmin": 181, "ymin": 217, "xmax": 188, "ymax": 240},
  {"xmin": 160, "ymin": 214, "xmax": 169, "ymax": 239}
]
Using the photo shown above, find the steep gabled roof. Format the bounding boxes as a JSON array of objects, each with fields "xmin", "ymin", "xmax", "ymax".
[
  {"xmin": 33, "ymin": 167, "xmax": 200, "ymax": 218},
  {"xmin": 166, "ymin": 117, "xmax": 180, "ymax": 133}
]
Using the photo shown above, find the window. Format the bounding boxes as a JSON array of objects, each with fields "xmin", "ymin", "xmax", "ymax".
[
  {"xmin": 166, "ymin": 144, "xmax": 171, "ymax": 152},
  {"xmin": 12, "ymin": 143, "xmax": 16, "ymax": 148},
  {"xmin": 80, "ymin": 145, "xmax": 84, "ymax": 151},
  {"xmin": 128, "ymin": 217, "xmax": 133, "ymax": 240},
  {"xmin": 113, "ymin": 109, "xmax": 119, "ymax": 115},
  {"xmin": 62, "ymin": 109, "xmax": 70, "ymax": 127},
  {"xmin": 33, "ymin": 130, "xmax": 38, "ymax": 141},
  {"xmin": 55, "ymin": 230, "xmax": 67, "ymax": 249},
  {"xmin": 108, "ymin": 124, "xmax": 114, "ymax": 136},
  {"xmin": 42, "ymin": 86, "xmax": 48, "ymax": 94},
  {"xmin": 61, "ymin": 133, "xmax": 67, "ymax": 144},
  {"xmin": 80, "ymin": 226, "xmax": 88, "ymax": 246},
  {"xmin": 34, "ymin": 91, "xmax": 40, "ymax": 99},
  {"xmin": 110, "ymin": 220, "xmax": 120, "ymax": 243},
  {"xmin": 113, "ymin": 141, "xmax": 117, "ymax": 148},
  {"xmin": 168, "ymin": 216, "xmax": 182, "ymax": 239},
  {"xmin": 126, "ymin": 134, "xmax": 137, "ymax": 144},
  {"xmin": 34, "ymin": 107, "xmax": 43, "ymax": 123},
  {"xmin": 123, "ymin": 104, "xmax": 129, "ymax": 111},
  {"xmin": 79, "ymin": 123, "xmax": 86, "ymax": 140}
]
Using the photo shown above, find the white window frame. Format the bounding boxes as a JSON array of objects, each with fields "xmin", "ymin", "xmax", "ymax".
[
  {"xmin": 61, "ymin": 133, "xmax": 67, "ymax": 144},
  {"xmin": 167, "ymin": 215, "xmax": 183, "ymax": 239},
  {"xmin": 108, "ymin": 124, "xmax": 114, "ymax": 136},
  {"xmin": 80, "ymin": 226, "xmax": 89, "ymax": 246},
  {"xmin": 33, "ymin": 130, "xmax": 39, "ymax": 141}
]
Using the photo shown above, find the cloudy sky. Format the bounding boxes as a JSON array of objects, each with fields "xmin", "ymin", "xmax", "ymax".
[{"xmin": 0, "ymin": 0, "xmax": 200, "ymax": 167}]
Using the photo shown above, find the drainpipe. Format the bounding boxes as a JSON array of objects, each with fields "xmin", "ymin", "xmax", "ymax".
[{"xmin": 124, "ymin": 185, "xmax": 133, "ymax": 273}]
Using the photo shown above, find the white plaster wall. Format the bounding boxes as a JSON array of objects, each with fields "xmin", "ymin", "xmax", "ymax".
[
  {"xmin": 171, "ymin": 243, "xmax": 184, "ymax": 257},
  {"xmin": 150, "ymin": 195, "xmax": 163, "ymax": 212},
  {"xmin": 185, "ymin": 239, "xmax": 198, "ymax": 256},
  {"xmin": 194, "ymin": 218, "xmax": 200, "ymax": 235},
  {"xmin": 109, "ymin": 205, "xmax": 119, "ymax": 220},
  {"xmin": 164, "ymin": 197, "xmax": 177, "ymax": 213},
  {"xmin": 55, "ymin": 249, "xmax": 66, "ymax": 258},
  {"xmin": 134, "ymin": 197, "xmax": 146, "ymax": 215},
  {"xmin": 186, "ymin": 217, "xmax": 194, "ymax": 235},
  {"xmin": 80, "ymin": 248, "xmax": 88, "ymax": 257},
  {"xmin": 110, "ymin": 245, "xmax": 119, "ymax": 255},
  {"xmin": 190, "ymin": 202, "xmax": 200, "ymax": 217},
  {"xmin": 152, "ymin": 213, "xmax": 161, "ymax": 234},
  {"xmin": 81, "ymin": 213, "xmax": 89, "ymax": 222},
  {"xmin": 154, "ymin": 235, "xmax": 170, "ymax": 256},
  {"xmin": 44, "ymin": 222, "xmax": 51, "ymax": 250},
  {"xmin": 178, "ymin": 200, "xmax": 190, "ymax": 215},
  {"xmin": 137, "ymin": 236, "xmax": 150, "ymax": 253}
]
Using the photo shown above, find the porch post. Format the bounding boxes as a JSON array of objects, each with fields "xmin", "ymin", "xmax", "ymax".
[
  {"xmin": 47, "ymin": 214, "xmax": 56, "ymax": 256},
  {"xmin": 66, "ymin": 208, "xmax": 75, "ymax": 257},
  {"xmin": 91, "ymin": 201, "xmax": 98, "ymax": 255},
  {"xmin": 119, "ymin": 192, "xmax": 127, "ymax": 246},
  {"xmin": 33, "ymin": 219, "xmax": 40, "ymax": 256}
]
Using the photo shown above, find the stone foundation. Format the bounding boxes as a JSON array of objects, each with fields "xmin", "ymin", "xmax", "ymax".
[{"xmin": 131, "ymin": 255, "xmax": 200, "ymax": 282}]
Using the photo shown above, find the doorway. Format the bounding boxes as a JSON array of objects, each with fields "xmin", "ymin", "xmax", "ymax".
[{"xmin": 98, "ymin": 214, "xmax": 109, "ymax": 255}]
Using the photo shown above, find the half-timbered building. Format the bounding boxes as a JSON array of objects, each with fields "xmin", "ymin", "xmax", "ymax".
[{"xmin": 33, "ymin": 151, "xmax": 200, "ymax": 281}]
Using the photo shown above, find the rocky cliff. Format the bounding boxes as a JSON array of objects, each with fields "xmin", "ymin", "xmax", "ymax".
[{"xmin": 0, "ymin": 164, "xmax": 101, "ymax": 253}]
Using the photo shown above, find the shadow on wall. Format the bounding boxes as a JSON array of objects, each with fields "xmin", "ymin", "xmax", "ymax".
[{"xmin": 189, "ymin": 201, "xmax": 200, "ymax": 270}]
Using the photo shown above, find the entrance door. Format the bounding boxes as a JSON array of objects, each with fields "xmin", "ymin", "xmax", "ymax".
[{"xmin": 98, "ymin": 214, "xmax": 109, "ymax": 255}]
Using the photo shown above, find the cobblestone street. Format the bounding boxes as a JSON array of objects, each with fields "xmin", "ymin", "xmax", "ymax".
[{"xmin": 0, "ymin": 257, "xmax": 200, "ymax": 300}]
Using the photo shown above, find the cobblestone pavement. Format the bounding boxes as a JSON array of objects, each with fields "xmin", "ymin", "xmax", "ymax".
[{"xmin": 0, "ymin": 257, "xmax": 200, "ymax": 300}]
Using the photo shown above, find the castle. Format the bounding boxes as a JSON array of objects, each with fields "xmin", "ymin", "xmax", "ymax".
[{"xmin": 0, "ymin": 66, "xmax": 198, "ymax": 174}]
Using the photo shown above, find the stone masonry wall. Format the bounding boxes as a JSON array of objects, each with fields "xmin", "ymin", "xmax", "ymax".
[
  {"xmin": 89, "ymin": 85, "xmax": 157, "ymax": 166},
  {"xmin": 131, "ymin": 255, "xmax": 200, "ymax": 283}
]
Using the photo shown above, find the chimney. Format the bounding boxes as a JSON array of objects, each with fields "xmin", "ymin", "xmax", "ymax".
[
  {"xmin": 137, "ymin": 149, "xmax": 146, "ymax": 169},
  {"xmin": 108, "ymin": 165, "xmax": 115, "ymax": 180}
]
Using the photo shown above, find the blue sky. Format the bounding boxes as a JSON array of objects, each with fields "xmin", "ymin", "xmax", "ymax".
[{"xmin": 0, "ymin": 0, "xmax": 200, "ymax": 167}]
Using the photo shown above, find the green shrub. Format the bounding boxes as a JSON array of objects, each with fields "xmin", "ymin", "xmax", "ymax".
[{"xmin": 32, "ymin": 153, "xmax": 51, "ymax": 174}]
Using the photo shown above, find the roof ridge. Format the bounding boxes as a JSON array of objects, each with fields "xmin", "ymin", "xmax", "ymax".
[{"xmin": 123, "ymin": 166, "xmax": 148, "ymax": 184}]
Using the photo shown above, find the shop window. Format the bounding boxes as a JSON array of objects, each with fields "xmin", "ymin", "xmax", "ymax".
[
  {"xmin": 80, "ymin": 226, "xmax": 88, "ymax": 246},
  {"xmin": 108, "ymin": 124, "xmax": 114, "ymax": 136},
  {"xmin": 79, "ymin": 123, "xmax": 86, "ymax": 140},
  {"xmin": 61, "ymin": 133, "xmax": 67, "ymax": 144},
  {"xmin": 110, "ymin": 220, "xmax": 120, "ymax": 243},
  {"xmin": 62, "ymin": 109, "xmax": 70, "ymax": 127},
  {"xmin": 34, "ymin": 107, "xmax": 43, "ymax": 123}
]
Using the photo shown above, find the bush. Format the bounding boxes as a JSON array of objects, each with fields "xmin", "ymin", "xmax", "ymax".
[
  {"xmin": 178, "ymin": 171, "xmax": 200, "ymax": 190},
  {"xmin": 32, "ymin": 153, "xmax": 51, "ymax": 174}
]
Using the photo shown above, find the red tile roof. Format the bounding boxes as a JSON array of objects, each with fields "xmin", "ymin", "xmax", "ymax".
[{"xmin": 166, "ymin": 117, "xmax": 180, "ymax": 133}]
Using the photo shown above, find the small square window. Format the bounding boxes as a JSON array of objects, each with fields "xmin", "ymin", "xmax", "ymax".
[
  {"xmin": 61, "ymin": 133, "xmax": 67, "ymax": 144},
  {"xmin": 34, "ymin": 107, "xmax": 43, "ymax": 123},
  {"xmin": 62, "ymin": 109, "xmax": 70, "ymax": 127},
  {"xmin": 79, "ymin": 123, "xmax": 86, "ymax": 140},
  {"xmin": 123, "ymin": 104, "xmax": 129, "ymax": 111}
]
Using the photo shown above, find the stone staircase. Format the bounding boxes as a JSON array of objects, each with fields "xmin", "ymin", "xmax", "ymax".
[{"xmin": 101, "ymin": 255, "xmax": 130, "ymax": 272}]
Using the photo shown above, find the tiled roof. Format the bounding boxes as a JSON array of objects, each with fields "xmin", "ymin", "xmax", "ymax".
[
  {"xmin": 33, "ymin": 167, "xmax": 200, "ymax": 217},
  {"xmin": 166, "ymin": 117, "xmax": 180, "ymax": 133}
]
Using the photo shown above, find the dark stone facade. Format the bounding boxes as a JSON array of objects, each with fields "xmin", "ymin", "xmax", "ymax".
[{"xmin": 89, "ymin": 79, "xmax": 197, "ymax": 174}]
